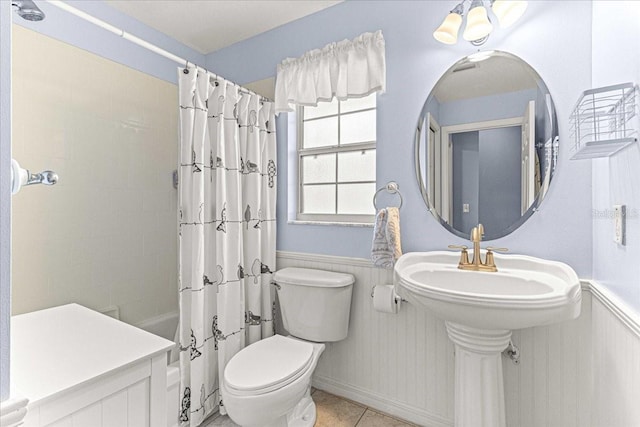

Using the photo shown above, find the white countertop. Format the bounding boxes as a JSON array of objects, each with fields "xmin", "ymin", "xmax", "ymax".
[{"xmin": 10, "ymin": 304, "xmax": 174, "ymax": 405}]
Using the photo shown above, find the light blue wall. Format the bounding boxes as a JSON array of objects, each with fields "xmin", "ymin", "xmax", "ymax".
[
  {"xmin": 12, "ymin": 1, "xmax": 205, "ymax": 84},
  {"xmin": 426, "ymin": 95, "xmax": 441, "ymax": 124},
  {"xmin": 450, "ymin": 127, "xmax": 522, "ymax": 238},
  {"xmin": 0, "ymin": 0, "xmax": 12, "ymax": 403},
  {"xmin": 591, "ymin": 1, "xmax": 640, "ymax": 312},
  {"xmin": 452, "ymin": 132, "xmax": 479, "ymax": 234},
  {"xmin": 207, "ymin": 0, "xmax": 594, "ymax": 277}
]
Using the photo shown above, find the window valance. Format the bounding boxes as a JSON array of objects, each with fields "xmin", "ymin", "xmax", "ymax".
[{"xmin": 275, "ymin": 30, "xmax": 386, "ymax": 114}]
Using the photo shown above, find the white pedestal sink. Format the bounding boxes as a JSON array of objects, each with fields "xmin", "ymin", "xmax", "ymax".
[{"xmin": 394, "ymin": 251, "xmax": 581, "ymax": 427}]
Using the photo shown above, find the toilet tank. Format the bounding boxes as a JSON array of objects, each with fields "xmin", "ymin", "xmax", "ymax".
[{"xmin": 274, "ymin": 267, "xmax": 354, "ymax": 342}]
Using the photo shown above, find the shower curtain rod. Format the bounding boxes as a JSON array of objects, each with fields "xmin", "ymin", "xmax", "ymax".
[{"xmin": 47, "ymin": 1, "xmax": 271, "ymax": 102}]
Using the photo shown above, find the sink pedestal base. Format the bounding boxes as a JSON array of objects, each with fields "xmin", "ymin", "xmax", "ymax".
[{"xmin": 445, "ymin": 322, "xmax": 512, "ymax": 427}]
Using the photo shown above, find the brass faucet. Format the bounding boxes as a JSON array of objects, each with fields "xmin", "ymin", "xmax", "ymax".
[{"xmin": 448, "ymin": 223, "xmax": 508, "ymax": 272}]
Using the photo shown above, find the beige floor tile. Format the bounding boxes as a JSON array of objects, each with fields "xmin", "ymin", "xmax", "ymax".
[
  {"xmin": 204, "ymin": 414, "xmax": 240, "ymax": 427},
  {"xmin": 355, "ymin": 409, "xmax": 415, "ymax": 427},
  {"xmin": 314, "ymin": 390, "xmax": 367, "ymax": 427}
]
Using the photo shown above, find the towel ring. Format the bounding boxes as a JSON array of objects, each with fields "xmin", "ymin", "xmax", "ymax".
[{"xmin": 373, "ymin": 181, "xmax": 403, "ymax": 210}]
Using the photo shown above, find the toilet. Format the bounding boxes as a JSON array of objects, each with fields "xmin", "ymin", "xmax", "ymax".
[{"xmin": 222, "ymin": 267, "xmax": 355, "ymax": 427}]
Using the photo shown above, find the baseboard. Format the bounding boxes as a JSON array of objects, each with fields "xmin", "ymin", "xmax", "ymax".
[{"xmin": 312, "ymin": 375, "xmax": 453, "ymax": 427}]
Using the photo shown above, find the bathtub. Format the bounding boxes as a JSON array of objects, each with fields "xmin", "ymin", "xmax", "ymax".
[{"xmin": 136, "ymin": 312, "xmax": 180, "ymax": 427}]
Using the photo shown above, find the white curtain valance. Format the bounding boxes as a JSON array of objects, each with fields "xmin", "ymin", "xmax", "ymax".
[{"xmin": 275, "ymin": 30, "xmax": 386, "ymax": 114}]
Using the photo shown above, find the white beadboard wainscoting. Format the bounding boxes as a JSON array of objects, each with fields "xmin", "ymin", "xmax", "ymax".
[
  {"xmin": 275, "ymin": 251, "xmax": 640, "ymax": 427},
  {"xmin": 589, "ymin": 284, "xmax": 640, "ymax": 427}
]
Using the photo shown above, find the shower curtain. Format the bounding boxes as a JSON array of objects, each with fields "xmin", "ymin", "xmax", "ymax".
[{"xmin": 177, "ymin": 66, "xmax": 277, "ymax": 426}]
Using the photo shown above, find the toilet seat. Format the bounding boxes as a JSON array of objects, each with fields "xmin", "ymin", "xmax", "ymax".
[{"xmin": 224, "ymin": 335, "xmax": 314, "ymax": 396}]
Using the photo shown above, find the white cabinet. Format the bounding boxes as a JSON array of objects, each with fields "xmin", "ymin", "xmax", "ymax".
[{"xmin": 11, "ymin": 304, "xmax": 174, "ymax": 427}]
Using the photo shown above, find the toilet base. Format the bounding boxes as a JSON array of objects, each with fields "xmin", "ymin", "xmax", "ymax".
[
  {"xmin": 243, "ymin": 387, "xmax": 316, "ymax": 427},
  {"xmin": 286, "ymin": 389, "xmax": 316, "ymax": 427}
]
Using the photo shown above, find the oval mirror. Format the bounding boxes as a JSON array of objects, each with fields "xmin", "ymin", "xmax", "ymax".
[{"xmin": 415, "ymin": 51, "xmax": 558, "ymax": 240}]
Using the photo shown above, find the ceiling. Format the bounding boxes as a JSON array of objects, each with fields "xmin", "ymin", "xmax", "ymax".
[
  {"xmin": 433, "ymin": 55, "xmax": 539, "ymax": 103},
  {"xmin": 106, "ymin": 0, "xmax": 342, "ymax": 54}
]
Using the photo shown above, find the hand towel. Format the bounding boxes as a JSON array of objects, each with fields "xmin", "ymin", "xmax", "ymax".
[
  {"xmin": 371, "ymin": 207, "xmax": 402, "ymax": 268},
  {"xmin": 386, "ymin": 207, "xmax": 402, "ymax": 262}
]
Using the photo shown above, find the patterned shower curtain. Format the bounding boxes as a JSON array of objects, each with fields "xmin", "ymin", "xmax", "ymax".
[{"xmin": 177, "ymin": 66, "xmax": 277, "ymax": 426}]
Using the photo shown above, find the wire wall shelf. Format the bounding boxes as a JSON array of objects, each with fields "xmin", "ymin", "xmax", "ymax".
[{"xmin": 570, "ymin": 82, "xmax": 638, "ymax": 160}]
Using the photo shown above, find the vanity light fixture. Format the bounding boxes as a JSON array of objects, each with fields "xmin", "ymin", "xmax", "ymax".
[
  {"xmin": 463, "ymin": 0, "xmax": 493, "ymax": 43},
  {"xmin": 433, "ymin": 0, "xmax": 528, "ymax": 46},
  {"xmin": 433, "ymin": 2, "xmax": 465, "ymax": 45},
  {"xmin": 491, "ymin": 0, "xmax": 528, "ymax": 28}
]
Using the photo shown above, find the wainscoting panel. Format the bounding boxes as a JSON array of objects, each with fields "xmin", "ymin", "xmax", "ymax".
[
  {"xmin": 275, "ymin": 252, "xmax": 609, "ymax": 427},
  {"xmin": 277, "ymin": 253, "xmax": 454, "ymax": 427},
  {"xmin": 503, "ymin": 291, "xmax": 592, "ymax": 427},
  {"xmin": 590, "ymin": 285, "xmax": 640, "ymax": 427}
]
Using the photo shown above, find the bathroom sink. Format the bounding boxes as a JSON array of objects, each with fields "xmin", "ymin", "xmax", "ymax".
[{"xmin": 394, "ymin": 251, "xmax": 581, "ymax": 330}]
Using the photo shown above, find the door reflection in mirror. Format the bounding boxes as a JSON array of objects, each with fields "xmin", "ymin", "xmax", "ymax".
[{"xmin": 415, "ymin": 51, "xmax": 558, "ymax": 240}]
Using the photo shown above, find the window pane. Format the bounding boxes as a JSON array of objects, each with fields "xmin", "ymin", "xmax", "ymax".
[
  {"xmin": 340, "ymin": 110, "xmax": 376, "ymax": 145},
  {"xmin": 341, "ymin": 93, "xmax": 376, "ymax": 113},
  {"xmin": 302, "ymin": 154, "xmax": 336, "ymax": 184},
  {"xmin": 303, "ymin": 116, "xmax": 338, "ymax": 148},
  {"xmin": 338, "ymin": 149, "xmax": 376, "ymax": 182},
  {"xmin": 302, "ymin": 185, "xmax": 335, "ymax": 214},
  {"xmin": 304, "ymin": 98, "xmax": 338, "ymax": 120},
  {"xmin": 338, "ymin": 183, "xmax": 376, "ymax": 215}
]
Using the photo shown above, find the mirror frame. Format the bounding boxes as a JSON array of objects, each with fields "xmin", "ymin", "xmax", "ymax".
[{"xmin": 414, "ymin": 51, "xmax": 558, "ymax": 241}]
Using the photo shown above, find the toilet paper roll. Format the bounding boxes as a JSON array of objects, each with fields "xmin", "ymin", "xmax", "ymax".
[{"xmin": 373, "ymin": 284, "xmax": 400, "ymax": 314}]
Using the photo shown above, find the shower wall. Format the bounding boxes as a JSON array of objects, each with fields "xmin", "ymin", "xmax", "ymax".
[{"xmin": 11, "ymin": 25, "xmax": 179, "ymax": 324}]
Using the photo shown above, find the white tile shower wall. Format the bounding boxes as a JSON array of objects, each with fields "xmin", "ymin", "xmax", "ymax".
[
  {"xmin": 276, "ymin": 251, "xmax": 596, "ymax": 427},
  {"xmin": 11, "ymin": 25, "xmax": 178, "ymax": 324}
]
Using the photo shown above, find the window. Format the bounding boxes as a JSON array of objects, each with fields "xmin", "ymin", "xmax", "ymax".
[{"xmin": 297, "ymin": 93, "xmax": 377, "ymax": 223}]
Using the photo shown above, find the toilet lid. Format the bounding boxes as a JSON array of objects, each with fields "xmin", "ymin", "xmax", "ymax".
[{"xmin": 224, "ymin": 335, "xmax": 314, "ymax": 393}]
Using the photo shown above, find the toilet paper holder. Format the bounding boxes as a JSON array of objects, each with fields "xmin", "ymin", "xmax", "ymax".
[
  {"xmin": 370, "ymin": 285, "xmax": 407, "ymax": 304},
  {"xmin": 11, "ymin": 159, "xmax": 58, "ymax": 195}
]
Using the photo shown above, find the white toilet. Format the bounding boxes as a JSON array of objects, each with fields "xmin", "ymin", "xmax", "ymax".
[{"xmin": 222, "ymin": 267, "xmax": 355, "ymax": 427}]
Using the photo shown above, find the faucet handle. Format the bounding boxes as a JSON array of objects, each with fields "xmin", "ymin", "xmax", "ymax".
[
  {"xmin": 448, "ymin": 244, "xmax": 468, "ymax": 250},
  {"xmin": 486, "ymin": 247, "xmax": 508, "ymax": 253},
  {"xmin": 448, "ymin": 245, "xmax": 470, "ymax": 266},
  {"xmin": 484, "ymin": 247, "xmax": 508, "ymax": 270}
]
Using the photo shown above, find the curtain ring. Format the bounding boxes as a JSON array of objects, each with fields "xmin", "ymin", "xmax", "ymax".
[{"xmin": 183, "ymin": 60, "xmax": 189, "ymax": 74}]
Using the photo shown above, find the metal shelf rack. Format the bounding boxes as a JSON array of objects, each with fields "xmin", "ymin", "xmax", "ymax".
[{"xmin": 570, "ymin": 83, "xmax": 638, "ymax": 160}]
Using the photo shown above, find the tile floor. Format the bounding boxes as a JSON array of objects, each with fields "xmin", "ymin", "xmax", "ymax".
[{"xmin": 203, "ymin": 389, "xmax": 417, "ymax": 427}]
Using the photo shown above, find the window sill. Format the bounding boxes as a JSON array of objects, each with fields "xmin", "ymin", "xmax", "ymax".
[{"xmin": 288, "ymin": 220, "xmax": 374, "ymax": 228}]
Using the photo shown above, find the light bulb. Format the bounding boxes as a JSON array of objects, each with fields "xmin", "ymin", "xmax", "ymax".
[
  {"xmin": 492, "ymin": 0, "xmax": 528, "ymax": 28},
  {"xmin": 463, "ymin": 2, "xmax": 494, "ymax": 42},
  {"xmin": 433, "ymin": 12, "xmax": 463, "ymax": 45}
]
